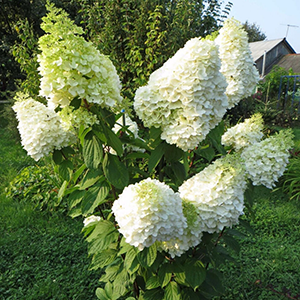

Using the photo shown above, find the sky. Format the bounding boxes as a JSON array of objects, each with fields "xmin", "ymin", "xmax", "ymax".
[{"xmin": 228, "ymin": 0, "xmax": 300, "ymax": 53}]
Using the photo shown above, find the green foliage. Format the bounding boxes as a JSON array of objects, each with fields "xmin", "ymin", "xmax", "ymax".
[
  {"xmin": 6, "ymin": 165, "xmax": 62, "ymax": 211},
  {"xmin": 79, "ymin": 0, "xmax": 232, "ymax": 101}
]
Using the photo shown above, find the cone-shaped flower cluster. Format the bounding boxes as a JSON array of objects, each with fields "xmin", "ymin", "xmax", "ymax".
[
  {"xmin": 215, "ymin": 18, "xmax": 260, "ymax": 108},
  {"xmin": 38, "ymin": 3, "xmax": 122, "ymax": 110},
  {"xmin": 112, "ymin": 178, "xmax": 187, "ymax": 250},
  {"xmin": 241, "ymin": 129, "xmax": 294, "ymax": 189},
  {"xmin": 179, "ymin": 155, "xmax": 247, "ymax": 233},
  {"xmin": 134, "ymin": 38, "xmax": 228, "ymax": 151},
  {"xmin": 12, "ymin": 93, "xmax": 76, "ymax": 161},
  {"xmin": 221, "ymin": 113, "xmax": 264, "ymax": 151}
]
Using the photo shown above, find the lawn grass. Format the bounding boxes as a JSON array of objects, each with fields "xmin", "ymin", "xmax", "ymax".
[
  {"xmin": 0, "ymin": 128, "xmax": 102, "ymax": 299},
  {"xmin": 219, "ymin": 185, "xmax": 300, "ymax": 299}
]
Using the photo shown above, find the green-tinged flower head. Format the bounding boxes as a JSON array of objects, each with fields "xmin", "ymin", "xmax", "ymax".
[
  {"xmin": 222, "ymin": 113, "xmax": 264, "ymax": 151},
  {"xmin": 12, "ymin": 92, "xmax": 76, "ymax": 161},
  {"xmin": 38, "ymin": 3, "xmax": 122, "ymax": 110},
  {"xmin": 157, "ymin": 200, "xmax": 204, "ymax": 258},
  {"xmin": 179, "ymin": 155, "xmax": 247, "ymax": 233},
  {"xmin": 241, "ymin": 129, "xmax": 294, "ymax": 189},
  {"xmin": 134, "ymin": 37, "xmax": 228, "ymax": 151},
  {"xmin": 58, "ymin": 106, "xmax": 99, "ymax": 133},
  {"xmin": 112, "ymin": 178, "xmax": 187, "ymax": 250},
  {"xmin": 215, "ymin": 18, "xmax": 260, "ymax": 108}
]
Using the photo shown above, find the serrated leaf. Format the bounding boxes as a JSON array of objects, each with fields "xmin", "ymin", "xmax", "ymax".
[
  {"xmin": 90, "ymin": 249, "xmax": 118, "ymax": 270},
  {"xmin": 164, "ymin": 282, "xmax": 181, "ymax": 300},
  {"xmin": 145, "ymin": 275, "xmax": 160, "ymax": 290},
  {"xmin": 83, "ymin": 132, "xmax": 103, "ymax": 169},
  {"xmin": 81, "ymin": 180, "xmax": 110, "ymax": 216},
  {"xmin": 103, "ymin": 153, "xmax": 129, "ymax": 189},
  {"xmin": 124, "ymin": 247, "xmax": 139, "ymax": 270},
  {"xmin": 137, "ymin": 243, "xmax": 157, "ymax": 267},
  {"xmin": 72, "ymin": 163, "xmax": 86, "ymax": 184},
  {"xmin": 57, "ymin": 180, "xmax": 68, "ymax": 204}
]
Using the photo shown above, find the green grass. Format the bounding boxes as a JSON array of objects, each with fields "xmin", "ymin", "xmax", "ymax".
[
  {"xmin": 219, "ymin": 186, "xmax": 300, "ymax": 300},
  {"xmin": 0, "ymin": 128, "xmax": 102, "ymax": 299}
]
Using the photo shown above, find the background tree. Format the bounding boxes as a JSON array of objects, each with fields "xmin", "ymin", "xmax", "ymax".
[
  {"xmin": 79, "ymin": 0, "xmax": 233, "ymax": 101},
  {"xmin": 243, "ymin": 20, "xmax": 266, "ymax": 42}
]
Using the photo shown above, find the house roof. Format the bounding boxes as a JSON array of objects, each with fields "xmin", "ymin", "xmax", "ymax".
[
  {"xmin": 276, "ymin": 54, "xmax": 300, "ymax": 73},
  {"xmin": 249, "ymin": 38, "xmax": 296, "ymax": 61}
]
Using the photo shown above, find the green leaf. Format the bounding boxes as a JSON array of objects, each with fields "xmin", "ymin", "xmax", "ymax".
[
  {"xmin": 90, "ymin": 249, "xmax": 118, "ymax": 270},
  {"xmin": 79, "ymin": 169, "xmax": 102, "ymax": 190},
  {"xmin": 184, "ymin": 260, "xmax": 206, "ymax": 290},
  {"xmin": 181, "ymin": 289, "xmax": 201, "ymax": 300},
  {"xmin": 199, "ymin": 269, "xmax": 224, "ymax": 298},
  {"xmin": 124, "ymin": 247, "xmax": 139, "ymax": 271},
  {"xmin": 52, "ymin": 149, "xmax": 63, "ymax": 164},
  {"xmin": 195, "ymin": 146, "xmax": 215, "ymax": 162},
  {"xmin": 143, "ymin": 288, "xmax": 164, "ymax": 300},
  {"xmin": 96, "ymin": 287, "xmax": 110, "ymax": 300},
  {"xmin": 58, "ymin": 160, "xmax": 73, "ymax": 181},
  {"xmin": 137, "ymin": 243, "xmax": 157, "ymax": 267},
  {"xmin": 81, "ymin": 180, "xmax": 109, "ymax": 216},
  {"xmin": 104, "ymin": 126, "xmax": 124, "ymax": 156},
  {"xmin": 72, "ymin": 163, "xmax": 86, "ymax": 184},
  {"xmin": 171, "ymin": 161, "xmax": 187, "ymax": 184},
  {"xmin": 57, "ymin": 180, "xmax": 68, "ymax": 204},
  {"xmin": 83, "ymin": 132, "xmax": 103, "ymax": 169},
  {"xmin": 158, "ymin": 264, "xmax": 172, "ymax": 288},
  {"xmin": 222, "ymin": 234, "xmax": 240, "ymax": 255},
  {"xmin": 208, "ymin": 121, "xmax": 226, "ymax": 155},
  {"xmin": 68, "ymin": 189, "xmax": 85, "ymax": 209},
  {"xmin": 148, "ymin": 142, "xmax": 165, "ymax": 173},
  {"xmin": 164, "ymin": 282, "xmax": 181, "ymax": 300},
  {"xmin": 78, "ymin": 124, "xmax": 92, "ymax": 145},
  {"xmin": 103, "ymin": 153, "xmax": 129, "ymax": 189},
  {"xmin": 145, "ymin": 275, "xmax": 160, "ymax": 290},
  {"xmin": 164, "ymin": 143, "xmax": 184, "ymax": 162},
  {"xmin": 148, "ymin": 127, "xmax": 162, "ymax": 149},
  {"xmin": 70, "ymin": 96, "xmax": 81, "ymax": 109}
]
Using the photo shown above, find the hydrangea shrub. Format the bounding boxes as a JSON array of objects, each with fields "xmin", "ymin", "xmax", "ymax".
[{"xmin": 12, "ymin": 4, "xmax": 294, "ymax": 300}]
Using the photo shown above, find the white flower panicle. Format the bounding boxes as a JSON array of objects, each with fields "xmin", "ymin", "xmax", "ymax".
[
  {"xmin": 112, "ymin": 178, "xmax": 187, "ymax": 250},
  {"xmin": 38, "ymin": 4, "xmax": 122, "ymax": 110},
  {"xmin": 134, "ymin": 37, "xmax": 228, "ymax": 151},
  {"xmin": 215, "ymin": 18, "xmax": 260, "ymax": 108},
  {"xmin": 221, "ymin": 113, "xmax": 264, "ymax": 151},
  {"xmin": 179, "ymin": 156, "xmax": 247, "ymax": 233},
  {"xmin": 157, "ymin": 200, "xmax": 203, "ymax": 258},
  {"xmin": 12, "ymin": 93, "xmax": 76, "ymax": 161},
  {"xmin": 83, "ymin": 215, "xmax": 101, "ymax": 227},
  {"xmin": 241, "ymin": 129, "xmax": 294, "ymax": 189}
]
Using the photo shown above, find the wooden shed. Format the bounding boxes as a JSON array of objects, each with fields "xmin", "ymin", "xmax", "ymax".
[{"xmin": 249, "ymin": 38, "xmax": 296, "ymax": 77}]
